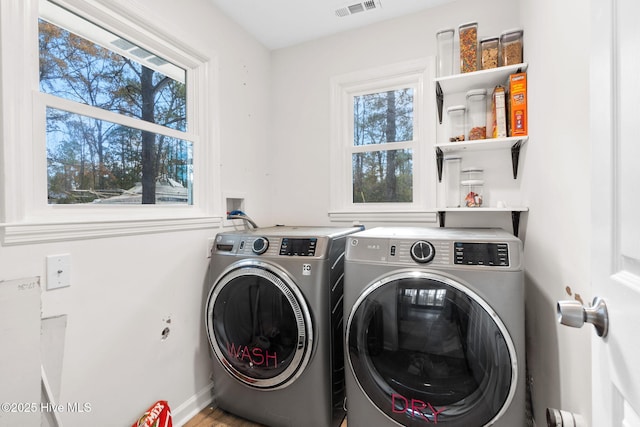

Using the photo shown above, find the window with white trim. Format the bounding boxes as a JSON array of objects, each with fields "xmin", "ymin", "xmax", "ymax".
[
  {"xmin": 0, "ymin": 0, "xmax": 218, "ymax": 243},
  {"xmin": 39, "ymin": 2, "xmax": 192, "ymax": 205},
  {"xmin": 329, "ymin": 59, "xmax": 436, "ymax": 219},
  {"xmin": 351, "ymin": 87, "xmax": 415, "ymax": 204}
]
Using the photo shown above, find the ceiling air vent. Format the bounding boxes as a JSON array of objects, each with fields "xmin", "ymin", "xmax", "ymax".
[{"xmin": 335, "ymin": 0, "xmax": 381, "ymax": 17}]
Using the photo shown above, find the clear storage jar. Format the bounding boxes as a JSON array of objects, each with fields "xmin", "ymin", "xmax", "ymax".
[
  {"xmin": 500, "ymin": 28, "xmax": 524, "ymax": 66},
  {"xmin": 447, "ymin": 105, "xmax": 466, "ymax": 142},
  {"xmin": 458, "ymin": 22, "xmax": 478, "ymax": 73},
  {"xmin": 466, "ymin": 89, "xmax": 487, "ymax": 140},
  {"xmin": 443, "ymin": 156, "xmax": 461, "ymax": 208},
  {"xmin": 461, "ymin": 167, "xmax": 484, "ymax": 207},
  {"xmin": 480, "ymin": 37, "xmax": 499, "ymax": 69},
  {"xmin": 461, "ymin": 180, "xmax": 484, "ymax": 207},
  {"xmin": 436, "ymin": 29, "xmax": 454, "ymax": 77}
]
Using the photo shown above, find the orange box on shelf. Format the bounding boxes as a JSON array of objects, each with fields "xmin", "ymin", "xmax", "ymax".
[{"xmin": 508, "ymin": 72, "xmax": 527, "ymax": 137}]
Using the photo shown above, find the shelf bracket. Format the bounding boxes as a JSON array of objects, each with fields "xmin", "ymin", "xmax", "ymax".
[
  {"xmin": 436, "ymin": 147, "xmax": 444, "ymax": 182},
  {"xmin": 511, "ymin": 140, "xmax": 522, "ymax": 179},
  {"xmin": 438, "ymin": 211, "xmax": 446, "ymax": 228},
  {"xmin": 436, "ymin": 82, "xmax": 444, "ymax": 124},
  {"xmin": 512, "ymin": 211, "xmax": 521, "ymax": 237}
]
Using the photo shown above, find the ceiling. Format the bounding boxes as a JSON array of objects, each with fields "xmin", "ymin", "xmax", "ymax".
[{"xmin": 209, "ymin": 0, "xmax": 454, "ymax": 50}]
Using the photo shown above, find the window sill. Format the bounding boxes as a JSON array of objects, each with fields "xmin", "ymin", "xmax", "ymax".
[
  {"xmin": 1, "ymin": 215, "xmax": 221, "ymax": 245},
  {"xmin": 328, "ymin": 211, "xmax": 438, "ymax": 224}
]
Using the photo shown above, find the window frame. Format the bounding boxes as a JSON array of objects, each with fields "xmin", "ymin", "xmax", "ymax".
[
  {"xmin": 328, "ymin": 58, "xmax": 438, "ymax": 223},
  {"xmin": 0, "ymin": 0, "xmax": 220, "ymax": 244}
]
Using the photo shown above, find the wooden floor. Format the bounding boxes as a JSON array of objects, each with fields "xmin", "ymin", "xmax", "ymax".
[
  {"xmin": 183, "ymin": 406, "xmax": 264, "ymax": 427},
  {"xmin": 183, "ymin": 406, "xmax": 348, "ymax": 427}
]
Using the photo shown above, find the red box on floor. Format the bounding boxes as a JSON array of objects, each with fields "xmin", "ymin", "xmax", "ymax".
[{"xmin": 132, "ymin": 400, "xmax": 172, "ymax": 427}]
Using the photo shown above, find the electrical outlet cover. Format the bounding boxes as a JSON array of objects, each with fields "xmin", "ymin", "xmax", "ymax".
[{"xmin": 46, "ymin": 254, "xmax": 71, "ymax": 290}]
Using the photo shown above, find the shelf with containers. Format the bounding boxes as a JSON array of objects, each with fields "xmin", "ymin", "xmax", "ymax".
[
  {"xmin": 435, "ymin": 135, "xmax": 527, "ymax": 180},
  {"xmin": 436, "ymin": 62, "xmax": 528, "ymax": 104},
  {"xmin": 435, "ymin": 62, "xmax": 529, "ymax": 182},
  {"xmin": 434, "ymin": 62, "xmax": 529, "ymax": 236}
]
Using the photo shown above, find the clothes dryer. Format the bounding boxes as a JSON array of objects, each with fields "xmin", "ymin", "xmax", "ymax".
[
  {"xmin": 344, "ymin": 227, "xmax": 525, "ymax": 427},
  {"xmin": 205, "ymin": 226, "xmax": 362, "ymax": 427}
]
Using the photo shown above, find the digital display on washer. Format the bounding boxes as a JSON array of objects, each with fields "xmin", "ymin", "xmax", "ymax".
[
  {"xmin": 454, "ymin": 242, "xmax": 509, "ymax": 266},
  {"xmin": 279, "ymin": 238, "xmax": 317, "ymax": 256}
]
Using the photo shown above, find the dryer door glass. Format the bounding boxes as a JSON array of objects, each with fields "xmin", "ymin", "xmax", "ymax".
[
  {"xmin": 206, "ymin": 265, "xmax": 312, "ymax": 389},
  {"xmin": 347, "ymin": 272, "xmax": 516, "ymax": 426}
]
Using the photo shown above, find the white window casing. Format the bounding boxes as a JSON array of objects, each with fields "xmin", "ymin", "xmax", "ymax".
[
  {"xmin": 0, "ymin": 0, "xmax": 221, "ymax": 244},
  {"xmin": 328, "ymin": 57, "xmax": 438, "ymax": 223}
]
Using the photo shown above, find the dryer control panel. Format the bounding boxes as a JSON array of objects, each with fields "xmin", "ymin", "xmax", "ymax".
[
  {"xmin": 454, "ymin": 242, "xmax": 509, "ymax": 266},
  {"xmin": 345, "ymin": 227, "xmax": 522, "ymax": 270},
  {"xmin": 347, "ymin": 239, "xmax": 513, "ymax": 268}
]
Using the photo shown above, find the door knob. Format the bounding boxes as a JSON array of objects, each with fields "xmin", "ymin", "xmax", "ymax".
[{"xmin": 556, "ymin": 296, "xmax": 608, "ymax": 338}]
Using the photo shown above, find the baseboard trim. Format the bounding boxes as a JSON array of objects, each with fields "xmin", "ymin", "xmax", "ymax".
[{"xmin": 171, "ymin": 382, "xmax": 215, "ymax": 426}]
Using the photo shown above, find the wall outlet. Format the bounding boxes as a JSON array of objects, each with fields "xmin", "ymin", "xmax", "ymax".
[{"xmin": 46, "ymin": 254, "xmax": 71, "ymax": 290}]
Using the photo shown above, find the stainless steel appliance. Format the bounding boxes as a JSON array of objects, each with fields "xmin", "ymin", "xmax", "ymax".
[
  {"xmin": 343, "ymin": 227, "xmax": 525, "ymax": 427},
  {"xmin": 205, "ymin": 226, "xmax": 362, "ymax": 427}
]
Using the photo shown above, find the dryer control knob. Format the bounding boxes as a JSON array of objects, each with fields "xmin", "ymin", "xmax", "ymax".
[
  {"xmin": 252, "ymin": 237, "xmax": 269, "ymax": 255},
  {"xmin": 410, "ymin": 240, "xmax": 435, "ymax": 263}
]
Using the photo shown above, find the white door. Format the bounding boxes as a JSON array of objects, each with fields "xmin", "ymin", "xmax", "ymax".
[{"xmin": 590, "ymin": 0, "xmax": 640, "ymax": 424}]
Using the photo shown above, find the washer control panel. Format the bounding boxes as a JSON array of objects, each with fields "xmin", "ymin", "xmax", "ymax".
[
  {"xmin": 279, "ymin": 238, "xmax": 318, "ymax": 256},
  {"xmin": 454, "ymin": 242, "xmax": 509, "ymax": 266},
  {"xmin": 214, "ymin": 235, "xmax": 324, "ymax": 258}
]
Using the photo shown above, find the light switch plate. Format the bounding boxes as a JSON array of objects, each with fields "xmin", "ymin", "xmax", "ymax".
[{"xmin": 46, "ymin": 254, "xmax": 71, "ymax": 290}]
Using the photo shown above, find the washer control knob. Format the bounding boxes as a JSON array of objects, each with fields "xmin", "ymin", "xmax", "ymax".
[
  {"xmin": 410, "ymin": 240, "xmax": 435, "ymax": 263},
  {"xmin": 252, "ymin": 237, "xmax": 269, "ymax": 255}
]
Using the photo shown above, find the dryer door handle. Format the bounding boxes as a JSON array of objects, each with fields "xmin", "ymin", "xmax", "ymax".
[{"xmin": 556, "ymin": 296, "xmax": 608, "ymax": 338}]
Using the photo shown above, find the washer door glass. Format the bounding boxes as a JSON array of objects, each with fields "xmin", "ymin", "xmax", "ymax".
[
  {"xmin": 206, "ymin": 262, "xmax": 312, "ymax": 389},
  {"xmin": 347, "ymin": 272, "xmax": 516, "ymax": 426}
]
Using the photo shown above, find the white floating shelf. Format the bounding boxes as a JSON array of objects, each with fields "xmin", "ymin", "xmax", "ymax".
[
  {"xmin": 435, "ymin": 136, "xmax": 528, "ymax": 153},
  {"xmin": 438, "ymin": 206, "xmax": 529, "ymax": 212},
  {"xmin": 436, "ymin": 63, "xmax": 528, "ymax": 94},
  {"xmin": 436, "ymin": 206, "xmax": 529, "ymax": 236}
]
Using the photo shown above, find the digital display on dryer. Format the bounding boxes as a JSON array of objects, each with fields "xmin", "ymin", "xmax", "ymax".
[
  {"xmin": 454, "ymin": 242, "xmax": 509, "ymax": 266},
  {"xmin": 279, "ymin": 238, "xmax": 317, "ymax": 256}
]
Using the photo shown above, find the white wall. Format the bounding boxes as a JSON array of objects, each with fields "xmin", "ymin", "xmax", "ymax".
[
  {"xmin": 0, "ymin": 0, "xmax": 593, "ymax": 425},
  {"xmin": 0, "ymin": 0, "xmax": 272, "ymax": 425},
  {"xmin": 270, "ymin": 0, "xmax": 592, "ymax": 425},
  {"xmin": 269, "ymin": 0, "xmax": 522, "ymax": 228},
  {"xmin": 519, "ymin": 0, "xmax": 592, "ymax": 424}
]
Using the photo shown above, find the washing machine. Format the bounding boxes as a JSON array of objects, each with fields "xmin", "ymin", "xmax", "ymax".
[
  {"xmin": 205, "ymin": 225, "xmax": 362, "ymax": 427},
  {"xmin": 343, "ymin": 227, "xmax": 525, "ymax": 427}
]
